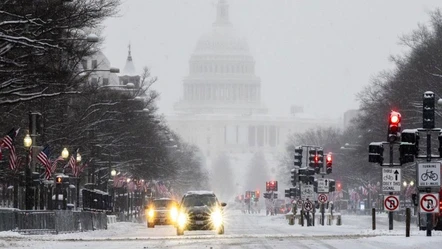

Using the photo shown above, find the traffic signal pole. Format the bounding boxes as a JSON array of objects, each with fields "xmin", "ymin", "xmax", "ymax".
[
  {"xmin": 426, "ymin": 131, "xmax": 432, "ymax": 237},
  {"xmin": 389, "ymin": 143, "xmax": 394, "ymax": 230}
]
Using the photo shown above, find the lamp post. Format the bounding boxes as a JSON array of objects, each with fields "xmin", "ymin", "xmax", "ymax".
[
  {"xmin": 75, "ymin": 152, "xmax": 81, "ymax": 209},
  {"xmin": 110, "ymin": 169, "xmax": 116, "ymax": 213},
  {"xmin": 24, "ymin": 132, "xmax": 33, "ymax": 210},
  {"xmin": 127, "ymin": 177, "xmax": 131, "ymax": 221}
]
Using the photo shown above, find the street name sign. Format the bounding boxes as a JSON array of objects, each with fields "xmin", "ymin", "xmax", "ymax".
[
  {"xmin": 382, "ymin": 168, "xmax": 401, "ymax": 192},
  {"xmin": 417, "ymin": 162, "xmax": 441, "ymax": 188},
  {"xmin": 317, "ymin": 178, "xmax": 329, "ymax": 193}
]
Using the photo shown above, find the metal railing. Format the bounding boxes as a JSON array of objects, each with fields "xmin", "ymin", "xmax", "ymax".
[{"xmin": 0, "ymin": 209, "xmax": 107, "ymax": 234}]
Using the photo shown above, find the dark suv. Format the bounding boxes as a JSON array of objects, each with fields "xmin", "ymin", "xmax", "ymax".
[
  {"xmin": 145, "ymin": 198, "xmax": 179, "ymax": 228},
  {"xmin": 176, "ymin": 191, "xmax": 226, "ymax": 235}
]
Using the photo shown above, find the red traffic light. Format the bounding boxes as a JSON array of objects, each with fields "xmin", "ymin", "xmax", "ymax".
[
  {"xmin": 389, "ymin": 111, "xmax": 401, "ymax": 124},
  {"xmin": 56, "ymin": 177, "xmax": 62, "ymax": 184},
  {"xmin": 326, "ymin": 153, "xmax": 332, "ymax": 163}
]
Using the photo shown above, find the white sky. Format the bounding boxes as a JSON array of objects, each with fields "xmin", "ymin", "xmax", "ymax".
[{"xmin": 102, "ymin": 0, "xmax": 442, "ymax": 119}]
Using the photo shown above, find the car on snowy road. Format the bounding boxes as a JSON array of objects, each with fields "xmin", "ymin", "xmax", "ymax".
[
  {"xmin": 145, "ymin": 198, "xmax": 179, "ymax": 228},
  {"xmin": 176, "ymin": 191, "xmax": 227, "ymax": 235}
]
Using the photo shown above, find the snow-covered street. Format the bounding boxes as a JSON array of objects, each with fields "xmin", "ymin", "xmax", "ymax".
[{"xmin": 1, "ymin": 208, "xmax": 442, "ymax": 249}]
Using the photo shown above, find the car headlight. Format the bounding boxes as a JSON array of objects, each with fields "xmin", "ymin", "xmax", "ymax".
[
  {"xmin": 177, "ymin": 212, "xmax": 187, "ymax": 228},
  {"xmin": 170, "ymin": 207, "xmax": 178, "ymax": 222},
  {"xmin": 210, "ymin": 209, "xmax": 223, "ymax": 228},
  {"xmin": 148, "ymin": 209, "xmax": 155, "ymax": 218}
]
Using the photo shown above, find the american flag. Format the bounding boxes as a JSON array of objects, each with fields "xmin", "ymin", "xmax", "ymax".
[
  {"xmin": 1, "ymin": 128, "xmax": 20, "ymax": 170},
  {"xmin": 51, "ymin": 156, "xmax": 63, "ymax": 173},
  {"xmin": 68, "ymin": 152, "xmax": 77, "ymax": 176},
  {"xmin": 74, "ymin": 159, "xmax": 89, "ymax": 177},
  {"xmin": 37, "ymin": 145, "xmax": 52, "ymax": 179}
]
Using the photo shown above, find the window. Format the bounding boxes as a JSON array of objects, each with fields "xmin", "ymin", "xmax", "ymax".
[
  {"xmin": 91, "ymin": 77, "xmax": 98, "ymax": 86},
  {"xmin": 81, "ymin": 60, "xmax": 88, "ymax": 70},
  {"xmin": 92, "ymin": 60, "xmax": 98, "ymax": 69},
  {"xmin": 102, "ymin": 78, "xmax": 109, "ymax": 86}
]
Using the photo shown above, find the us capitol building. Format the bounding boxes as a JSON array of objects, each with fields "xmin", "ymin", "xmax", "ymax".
[{"xmin": 166, "ymin": 0, "xmax": 338, "ymax": 165}]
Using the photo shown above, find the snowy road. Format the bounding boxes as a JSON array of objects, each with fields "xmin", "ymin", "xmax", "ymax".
[{"xmin": 1, "ymin": 209, "xmax": 442, "ymax": 248}]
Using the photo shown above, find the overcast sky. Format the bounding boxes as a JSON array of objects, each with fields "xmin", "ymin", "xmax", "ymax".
[{"xmin": 102, "ymin": 0, "xmax": 442, "ymax": 120}]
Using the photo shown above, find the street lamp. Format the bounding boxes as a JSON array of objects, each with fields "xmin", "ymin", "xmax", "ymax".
[
  {"xmin": 23, "ymin": 133, "xmax": 32, "ymax": 147},
  {"xmin": 24, "ymin": 132, "xmax": 33, "ymax": 210},
  {"xmin": 61, "ymin": 147, "xmax": 69, "ymax": 160},
  {"xmin": 76, "ymin": 152, "xmax": 82, "ymax": 163},
  {"xmin": 111, "ymin": 169, "xmax": 117, "ymax": 177}
]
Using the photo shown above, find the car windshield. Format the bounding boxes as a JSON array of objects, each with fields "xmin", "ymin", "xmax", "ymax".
[
  {"xmin": 182, "ymin": 195, "xmax": 217, "ymax": 207},
  {"xmin": 153, "ymin": 200, "xmax": 175, "ymax": 208}
]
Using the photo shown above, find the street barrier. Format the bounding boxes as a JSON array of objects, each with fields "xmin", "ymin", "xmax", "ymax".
[{"xmin": 0, "ymin": 209, "xmax": 107, "ymax": 233}]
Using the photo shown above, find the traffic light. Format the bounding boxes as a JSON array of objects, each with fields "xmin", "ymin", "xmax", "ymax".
[
  {"xmin": 387, "ymin": 111, "xmax": 401, "ymax": 142},
  {"xmin": 264, "ymin": 192, "xmax": 271, "ymax": 199},
  {"xmin": 256, "ymin": 190, "xmax": 260, "ymax": 198},
  {"xmin": 290, "ymin": 168, "xmax": 297, "ymax": 186},
  {"xmin": 273, "ymin": 193, "xmax": 278, "ymax": 199},
  {"xmin": 266, "ymin": 181, "xmax": 270, "ymax": 192},
  {"xmin": 401, "ymin": 129, "xmax": 419, "ymax": 156},
  {"xmin": 336, "ymin": 181, "xmax": 342, "ymax": 192},
  {"xmin": 308, "ymin": 175, "xmax": 315, "ymax": 185},
  {"xmin": 294, "ymin": 146, "xmax": 303, "ymax": 167},
  {"xmin": 272, "ymin": 181, "xmax": 278, "ymax": 191},
  {"xmin": 290, "ymin": 188, "xmax": 298, "ymax": 198},
  {"xmin": 326, "ymin": 153, "xmax": 332, "ymax": 174},
  {"xmin": 56, "ymin": 176, "xmax": 63, "ymax": 184},
  {"xmin": 317, "ymin": 148, "xmax": 324, "ymax": 166},
  {"xmin": 285, "ymin": 188, "xmax": 290, "ymax": 198},
  {"xmin": 368, "ymin": 142, "xmax": 384, "ymax": 164},
  {"xmin": 329, "ymin": 179, "xmax": 336, "ymax": 192},
  {"xmin": 399, "ymin": 142, "xmax": 415, "ymax": 165},
  {"xmin": 308, "ymin": 148, "xmax": 318, "ymax": 168},
  {"xmin": 423, "ymin": 91, "xmax": 435, "ymax": 129},
  {"xmin": 251, "ymin": 191, "xmax": 256, "ymax": 199}
]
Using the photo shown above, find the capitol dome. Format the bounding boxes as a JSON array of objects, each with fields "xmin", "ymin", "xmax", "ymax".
[
  {"xmin": 194, "ymin": 25, "xmax": 250, "ymax": 56},
  {"xmin": 174, "ymin": 0, "xmax": 267, "ymax": 115}
]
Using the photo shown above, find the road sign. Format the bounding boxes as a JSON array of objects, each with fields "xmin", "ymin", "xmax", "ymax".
[
  {"xmin": 304, "ymin": 200, "xmax": 313, "ymax": 212},
  {"xmin": 296, "ymin": 199, "xmax": 304, "ymax": 207},
  {"xmin": 300, "ymin": 183, "xmax": 314, "ymax": 200},
  {"xmin": 419, "ymin": 193, "xmax": 440, "ymax": 213},
  {"xmin": 318, "ymin": 194, "xmax": 328, "ymax": 203},
  {"xmin": 382, "ymin": 168, "xmax": 401, "ymax": 192},
  {"xmin": 418, "ymin": 162, "xmax": 441, "ymax": 187},
  {"xmin": 384, "ymin": 195, "xmax": 400, "ymax": 211},
  {"xmin": 317, "ymin": 178, "xmax": 329, "ymax": 193}
]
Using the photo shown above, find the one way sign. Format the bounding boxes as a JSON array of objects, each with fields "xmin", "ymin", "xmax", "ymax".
[
  {"xmin": 318, "ymin": 178, "xmax": 329, "ymax": 193},
  {"xmin": 382, "ymin": 168, "xmax": 401, "ymax": 192}
]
